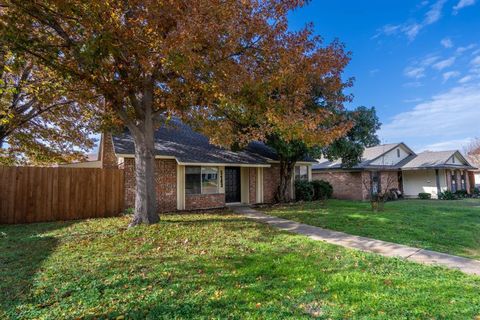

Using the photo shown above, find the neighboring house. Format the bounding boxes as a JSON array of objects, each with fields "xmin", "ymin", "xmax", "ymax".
[
  {"xmin": 59, "ymin": 153, "xmax": 102, "ymax": 168},
  {"xmin": 94, "ymin": 119, "xmax": 314, "ymax": 211},
  {"xmin": 466, "ymin": 152, "xmax": 480, "ymax": 188},
  {"xmin": 313, "ymin": 143, "xmax": 476, "ymax": 200}
]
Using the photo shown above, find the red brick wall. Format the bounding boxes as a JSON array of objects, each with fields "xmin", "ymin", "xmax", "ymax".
[
  {"xmin": 313, "ymin": 170, "xmax": 400, "ymax": 201},
  {"xmin": 124, "ymin": 158, "xmax": 177, "ymax": 212},
  {"xmin": 185, "ymin": 193, "xmax": 225, "ymax": 210},
  {"xmin": 313, "ymin": 171, "xmax": 364, "ymax": 200},
  {"xmin": 263, "ymin": 164, "xmax": 279, "ymax": 203},
  {"xmin": 249, "ymin": 168, "xmax": 257, "ymax": 204},
  {"xmin": 101, "ymin": 133, "xmax": 118, "ymax": 169}
]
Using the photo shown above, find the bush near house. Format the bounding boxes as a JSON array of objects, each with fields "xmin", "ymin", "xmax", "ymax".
[
  {"xmin": 455, "ymin": 190, "xmax": 469, "ymax": 199},
  {"xmin": 418, "ymin": 192, "xmax": 432, "ymax": 200},
  {"xmin": 294, "ymin": 180, "xmax": 314, "ymax": 201},
  {"xmin": 295, "ymin": 180, "xmax": 334, "ymax": 202},
  {"xmin": 311, "ymin": 180, "xmax": 334, "ymax": 200},
  {"xmin": 439, "ymin": 190, "xmax": 471, "ymax": 200},
  {"xmin": 439, "ymin": 191, "xmax": 458, "ymax": 200}
]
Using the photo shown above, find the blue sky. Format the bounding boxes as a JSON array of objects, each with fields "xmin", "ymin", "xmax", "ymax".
[{"xmin": 288, "ymin": 0, "xmax": 480, "ymax": 151}]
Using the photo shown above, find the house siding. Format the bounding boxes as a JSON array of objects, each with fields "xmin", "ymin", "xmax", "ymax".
[{"xmin": 402, "ymin": 169, "xmax": 447, "ymax": 199}]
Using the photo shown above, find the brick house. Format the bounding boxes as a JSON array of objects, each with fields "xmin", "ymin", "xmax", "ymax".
[
  {"xmin": 313, "ymin": 143, "xmax": 477, "ymax": 200},
  {"xmin": 99, "ymin": 119, "xmax": 314, "ymax": 211}
]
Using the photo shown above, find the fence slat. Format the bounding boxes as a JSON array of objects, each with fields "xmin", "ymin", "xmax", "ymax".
[{"xmin": 0, "ymin": 166, "xmax": 124, "ymax": 224}]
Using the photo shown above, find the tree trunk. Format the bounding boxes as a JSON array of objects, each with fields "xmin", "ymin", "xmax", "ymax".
[
  {"xmin": 275, "ymin": 158, "xmax": 295, "ymax": 203},
  {"xmin": 128, "ymin": 122, "xmax": 159, "ymax": 227}
]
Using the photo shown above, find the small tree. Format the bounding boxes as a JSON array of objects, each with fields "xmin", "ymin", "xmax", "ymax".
[{"xmin": 362, "ymin": 171, "xmax": 397, "ymax": 212}]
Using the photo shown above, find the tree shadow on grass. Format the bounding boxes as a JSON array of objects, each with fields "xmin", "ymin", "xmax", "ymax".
[
  {"xmin": 0, "ymin": 221, "xmax": 75, "ymax": 317},
  {"xmin": 65, "ymin": 233, "xmax": 480, "ymax": 319}
]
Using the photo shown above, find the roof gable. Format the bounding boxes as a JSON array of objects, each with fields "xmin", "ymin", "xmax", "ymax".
[{"xmin": 313, "ymin": 142, "xmax": 416, "ymax": 170}]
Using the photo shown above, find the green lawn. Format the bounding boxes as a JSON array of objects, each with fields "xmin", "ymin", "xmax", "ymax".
[
  {"xmin": 1, "ymin": 212, "xmax": 480, "ymax": 319},
  {"xmin": 262, "ymin": 199, "xmax": 480, "ymax": 260}
]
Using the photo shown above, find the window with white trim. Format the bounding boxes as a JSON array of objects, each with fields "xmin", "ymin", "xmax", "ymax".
[
  {"xmin": 295, "ymin": 165, "xmax": 308, "ymax": 181},
  {"xmin": 185, "ymin": 166, "xmax": 219, "ymax": 195}
]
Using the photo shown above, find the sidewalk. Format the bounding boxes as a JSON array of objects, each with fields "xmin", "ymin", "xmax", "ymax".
[{"xmin": 233, "ymin": 206, "xmax": 480, "ymax": 276}]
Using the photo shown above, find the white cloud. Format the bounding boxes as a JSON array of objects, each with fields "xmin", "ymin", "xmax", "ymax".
[
  {"xmin": 471, "ymin": 55, "xmax": 480, "ymax": 66},
  {"xmin": 453, "ymin": 0, "xmax": 476, "ymax": 13},
  {"xmin": 456, "ymin": 44, "xmax": 477, "ymax": 54},
  {"xmin": 425, "ymin": 0, "xmax": 447, "ymax": 24},
  {"xmin": 459, "ymin": 75, "xmax": 474, "ymax": 83},
  {"xmin": 374, "ymin": 0, "xmax": 447, "ymax": 41},
  {"xmin": 404, "ymin": 66, "xmax": 426, "ymax": 79},
  {"xmin": 442, "ymin": 71, "xmax": 460, "ymax": 82},
  {"xmin": 403, "ymin": 23, "xmax": 422, "ymax": 41},
  {"xmin": 432, "ymin": 57, "xmax": 456, "ymax": 70},
  {"xmin": 379, "ymin": 84, "xmax": 480, "ymax": 149},
  {"xmin": 403, "ymin": 81, "xmax": 424, "ymax": 88},
  {"xmin": 420, "ymin": 138, "xmax": 473, "ymax": 151},
  {"xmin": 403, "ymin": 97, "xmax": 424, "ymax": 103},
  {"xmin": 369, "ymin": 68, "xmax": 380, "ymax": 76},
  {"xmin": 440, "ymin": 38, "xmax": 453, "ymax": 48}
]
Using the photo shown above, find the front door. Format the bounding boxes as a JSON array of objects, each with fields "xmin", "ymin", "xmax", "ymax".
[{"xmin": 225, "ymin": 167, "xmax": 241, "ymax": 203}]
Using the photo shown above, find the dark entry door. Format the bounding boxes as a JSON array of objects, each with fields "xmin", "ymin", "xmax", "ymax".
[{"xmin": 225, "ymin": 167, "xmax": 241, "ymax": 203}]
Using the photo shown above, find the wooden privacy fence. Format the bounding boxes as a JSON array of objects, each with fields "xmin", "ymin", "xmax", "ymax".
[{"xmin": 0, "ymin": 166, "xmax": 124, "ymax": 224}]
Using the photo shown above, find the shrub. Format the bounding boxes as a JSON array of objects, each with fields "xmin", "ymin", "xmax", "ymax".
[
  {"xmin": 438, "ymin": 191, "xmax": 458, "ymax": 200},
  {"xmin": 473, "ymin": 187, "xmax": 480, "ymax": 198},
  {"xmin": 418, "ymin": 192, "xmax": 431, "ymax": 199},
  {"xmin": 454, "ymin": 190, "xmax": 469, "ymax": 199},
  {"xmin": 311, "ymin": 180, "xmax": 333, "ymax": 200},
  {"xmin": 295, "ymin": 180, "xmax": 314, "ymax": 202}
]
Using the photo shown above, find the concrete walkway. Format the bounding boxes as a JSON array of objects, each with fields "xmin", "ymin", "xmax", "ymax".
[{"xmin": 233, "ymin": 206, "xmax": 480, "ymax": 276}]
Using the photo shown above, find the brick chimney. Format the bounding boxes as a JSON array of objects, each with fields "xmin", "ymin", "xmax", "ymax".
[{"xmin": 100, "ymin": 133, "xmax": 118, "ymax": 169}]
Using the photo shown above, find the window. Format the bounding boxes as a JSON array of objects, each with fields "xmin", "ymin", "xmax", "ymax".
[
  {"xmin": 371, "ymin": 171, "xmax": 380, "ymax": 195},
  {"xmin": 461, "ymin": 172, "xmax": 467, "ymax": 191},
  {"xmin": 295, "ymin": 165, "xmax": 308, "ymax": 181},
  {"xmin": 202, "ymin": 167, "xmax": 219, "ymax": 194},
  {"xmin": 397, "ymin": 149, "xmax": 401, "ymax": 158},
  {"xmin": 451, "ymin": 172, "xmax": 457, "ymax": 192},
  {"xmin": 452, "ymin": 157, "xmax": 455, "ymax": 164},
  {"xmin": 185, "ymin": 166, "xmax": 219, "ymax": 195}
]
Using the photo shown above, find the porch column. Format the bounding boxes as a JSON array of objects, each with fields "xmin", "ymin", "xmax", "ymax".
[
  {"xmin": 446, "ymin": 170, "xmax": 452, "ymax": 191},
  {"xmin": 455, "ymin": 170, "xmax": 462, "ymax": 191},
  {"xmin": 466, "ymin": 170, "xmax": 471, "ymax": 194},
  {"xmin": 435, "ymin": 169, "xmax": 441, "ymax": 197},
  {"xmin": 176, "ymin": 165, "xmax": 185, "ymax": 210},
  {"xmin": 256, "ymin": 167, "xmax": 264, "ymax": 203}
]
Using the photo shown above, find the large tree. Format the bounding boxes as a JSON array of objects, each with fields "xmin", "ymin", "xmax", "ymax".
[
  {"xmin": 206, "ymin": 31, "xmax": 354, "ymax": 202},
  {"xmin": 322, "ymin": 106, "xmax": 381, "ymax": 168},
  {"xmin": 265, "ymin": 107, "xmax": 380, "ymax": 202},
  {"xmin": 1, "ymin": 0, "xmax": 315, "ymax": 225},
  {"xmin": 0, "ymin": 48, "xmax": 97, "ymax": 165}
]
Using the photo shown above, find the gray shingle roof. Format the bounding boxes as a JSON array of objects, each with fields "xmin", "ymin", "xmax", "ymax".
[
  {"xmin": 402, "ymin": 150, "xmax": 475, "ymax": 169},
  {"xmin": 312, "ymin": 143, "xmax": 476, "ymax": 171},
  {"xmin": 112, "ymin": 119, "xmax": 315, "ymax": 165},
  {"xmin": 313, "ymin": 143, "xmax": 410, "ymax": 170}
]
